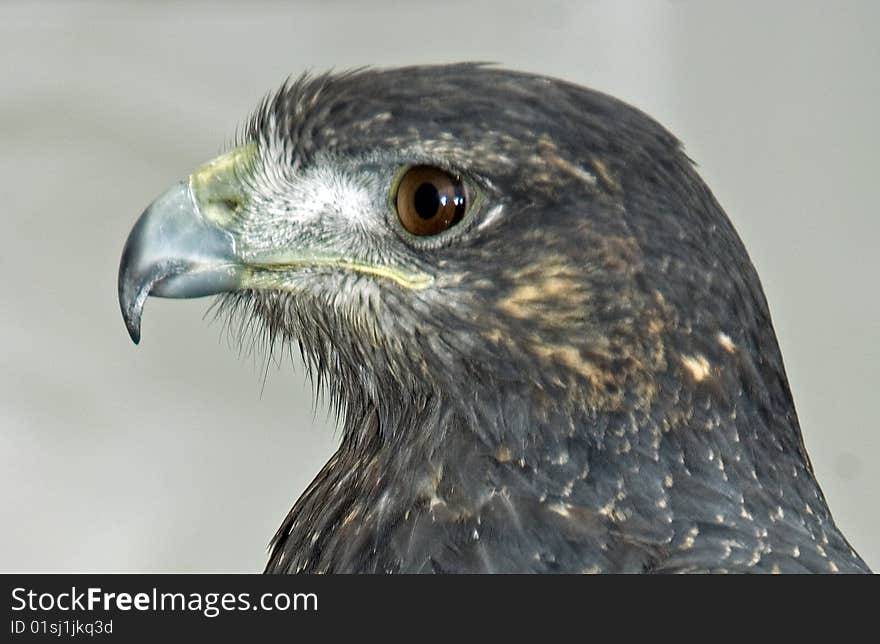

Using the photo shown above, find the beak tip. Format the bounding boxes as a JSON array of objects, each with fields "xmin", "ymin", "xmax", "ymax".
[
  {"xmin": 119, "ymin": 258, "xmax": 146, "ymax": 345},
  {"xmin": 120, "ymin": 293, "xmax": 144, "ymax": 345},
  {"xmin": 126, "ymin": 320, "xmax": 142, "ymax": 345}
]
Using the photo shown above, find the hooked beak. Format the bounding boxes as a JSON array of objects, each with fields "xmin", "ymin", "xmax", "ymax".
[{"xmin": 118, "ymin": 145, "xmax": 255, "ymax": 344}]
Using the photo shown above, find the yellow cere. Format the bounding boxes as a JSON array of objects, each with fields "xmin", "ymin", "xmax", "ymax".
[{"xmin": 190, "ymin": 142, "xmax": 258, "ymax": 227}]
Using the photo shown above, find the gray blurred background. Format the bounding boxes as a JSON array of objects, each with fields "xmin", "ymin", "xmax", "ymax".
[{"xmin": 1, "ymin": 0, "xmax": 877, "ymax": 572}]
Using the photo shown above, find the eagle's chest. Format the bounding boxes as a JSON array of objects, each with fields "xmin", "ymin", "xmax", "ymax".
[
  {"xmin": 267, "ymin": 453, "xmax": 447, "ymax": 573},
  {"xmin": 265, "ymin": 439, "xmax": 638, "ymax": 573}
]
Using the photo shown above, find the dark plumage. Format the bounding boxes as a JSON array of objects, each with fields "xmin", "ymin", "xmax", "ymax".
[{"xmin": 119, "ymin": 64, "xmax": 870, "ymax": 573}]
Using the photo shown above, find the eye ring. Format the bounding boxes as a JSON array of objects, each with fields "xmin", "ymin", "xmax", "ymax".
[{"xmin": 393, "ymin": 165, "xmax": 468, "ymax": 236}]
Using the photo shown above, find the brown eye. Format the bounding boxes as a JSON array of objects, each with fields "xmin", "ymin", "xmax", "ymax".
[{"xmin": 395, "ymin": 165, "xmax": 467, "ymax": 236}]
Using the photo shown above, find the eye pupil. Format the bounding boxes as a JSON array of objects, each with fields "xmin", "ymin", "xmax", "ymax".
[
  {"xmin": 413, "ymin": 182, "xmax": 440, "ymax": 220},
  {"xmin": 395, "ymin": 165, "xmax": 468, "ymax": 236}
]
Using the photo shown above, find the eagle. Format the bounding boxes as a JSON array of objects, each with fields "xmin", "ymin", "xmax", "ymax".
[{"xmin": 118, "ymin": 64, "xmax": 870, "ymax": 573}]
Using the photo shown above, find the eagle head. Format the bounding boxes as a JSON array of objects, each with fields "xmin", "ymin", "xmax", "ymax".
[{"xmin": 118, "ymin": 65, "xmax": 868, "ymax": 573}]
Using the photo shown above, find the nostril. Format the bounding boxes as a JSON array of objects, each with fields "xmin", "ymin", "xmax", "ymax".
[{"xmin": 221, "ymin": 198, "xmax": 242, "ymax": 213}]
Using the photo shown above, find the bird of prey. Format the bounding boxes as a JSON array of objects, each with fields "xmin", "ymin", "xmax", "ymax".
[{"xmin": 118, "ymin": 64, "xmax": 870, "ymax": 573}]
